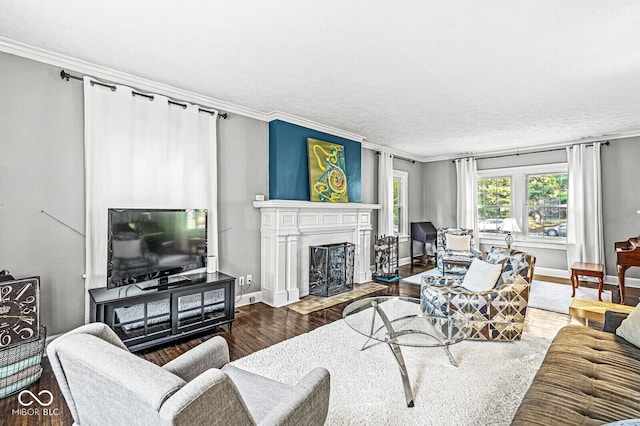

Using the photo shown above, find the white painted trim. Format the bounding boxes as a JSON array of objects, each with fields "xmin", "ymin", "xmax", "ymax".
[
  {"xmin": 399, "ymin": 256, "xmax": 412, "ymax": 266},
  {"xmin": 535, "ymin": 266, "xmax": 640, "ymax": 289},
  {"xmin": 5, "ymin": 37, "xmax": 638, "ymax": 167},
  {"xmin": 266, "ymin": 110, "xmax": 366, "ymax": 143},
  {"xmin": 479, "ymin": 237, "xmax": 568, "ymax": 251},
  {"xmin": 253, "ymin": 200, "xmax": 381, "ymax": 210},
  {"xmin": 607, "ymin": 275, "xmax": 640, "ymax": 289},
  {"xmin": 254, "ymin": 202, "xmax": 376, "ymax": 307},
  {"xmin": 534, "ymin": 267, "xmax": 571, "ymax": 279},
  {"xmin": 0, "ymin": 36, "xmax": 374, "ymax": 145},
  {"xmin": 421, "ymin": 132, "xmax": 640, "ymax": 163},
  {"xmin": 393, "ymin": 169, "xmax": 409, "ymax": 238},
  {"xmin": 361, "ymin": 141, "xmax": 429, "ymax": 163},
  {"xmin": 235, "ymin": 290, "xmax": 263, "ymax": 307},
  {"xmin": 0, "ymin": 37, "xmax": 269, "ymax": 121}
]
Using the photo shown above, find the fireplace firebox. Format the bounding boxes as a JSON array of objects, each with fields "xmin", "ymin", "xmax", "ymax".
[{"xmin": 309, "ymin": 242, "xmax": 355, "ymax": 297}]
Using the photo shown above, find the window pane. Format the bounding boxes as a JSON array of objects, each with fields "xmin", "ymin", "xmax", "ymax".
[
  {"xmin": 393, "ymin": 207, "xmax": 400, "ymax": 234},
  {"xmin": 393, "ymin": 178, "xmax": 399, "ymax": 205},
  {"xmin": 477, "ymin": 177, "xmax": 511, "ymax": 233},
  {"xmin": 527, "ymin": 173, "xmax": 567, "ymax": 238}
]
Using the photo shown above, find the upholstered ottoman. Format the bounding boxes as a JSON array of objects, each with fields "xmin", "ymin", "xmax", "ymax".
[{"xmin": 512, "ymin": 323, "xmax": 640, "ymax": 425}]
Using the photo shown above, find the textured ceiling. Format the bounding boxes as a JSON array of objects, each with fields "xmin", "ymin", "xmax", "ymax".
[{"xmin": 2, "ymin": 1, "xmax": 640, "ymax": 159}]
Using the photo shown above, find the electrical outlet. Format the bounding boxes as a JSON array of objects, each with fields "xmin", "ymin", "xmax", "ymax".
[
  {"xmin": 239, "ymin": 276, "xmax": 245, "ymax": 286},
  {"xmin": 246, "ymin": 274, "xmax": 252, "ymax": 285},
  {"xmin": 249, "ymin": 296, "xmax": 255, "ymax": 303}
]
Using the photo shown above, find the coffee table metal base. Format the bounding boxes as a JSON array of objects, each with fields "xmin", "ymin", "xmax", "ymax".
[{"xmin": 360, "ymin": 301, "xmax": 458, "ymax": 407}]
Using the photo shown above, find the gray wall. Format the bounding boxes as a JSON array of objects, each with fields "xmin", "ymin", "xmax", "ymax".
[
  {"xmin": 363, "ymin": 150, "xmax": 428, "ymax": 262},
  {"xmin": 360, "ymin": 148, "xmax": 377, "ymax": 204},
  {"xmin": 602, "ymin": 137, "xmax": 640, "ymax": 278},
  {"xmin": 425, "ymin": 142, "xmax": 640, "ymax": 276},
  {"xmin": 217, "ymin": 115, "xmax": 269, "ymax": 296},
  {"xmin": 0, "ymin": 52, "xmax": 270, "ymax": 335},
  {"xmin": 0, "ymin": 52, "xmax": 85, "ymax": 336},
  {"xmin": 422, "ymin": 159, "xmax": 457, "ymax": 230},
  {"xmin": 361, "ymin": 148, "xmax": 377, "ymax": 266},
  {"xmin": 4, "ymin": 49, "xmax": 635, "ymax": 336},
  {"xmin": 393, "ymin": 158, "xmax": 425, "ymax": 259}
]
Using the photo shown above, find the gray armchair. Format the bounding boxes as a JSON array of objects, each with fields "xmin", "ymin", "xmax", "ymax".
[{"xmin": 47, "ymin": 323, "xmax": 330, "ymax": 426}]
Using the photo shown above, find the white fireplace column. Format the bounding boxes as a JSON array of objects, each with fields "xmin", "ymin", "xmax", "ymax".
[{"xmin": 253, "ymin": 200, "xmax": 380, "ymax": 307}]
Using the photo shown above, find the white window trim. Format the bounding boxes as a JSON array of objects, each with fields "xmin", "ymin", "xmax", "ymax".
[
  {"xmin": 393, "ymin": 169, "xmax": 409, "ymax": 241},
  {"xmin": 476, "ymin": 162, "xmax": 568, "ymax": 248}
]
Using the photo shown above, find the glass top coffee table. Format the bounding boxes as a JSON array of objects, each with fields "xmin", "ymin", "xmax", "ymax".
[{"xmin": 342, "ymin": 296, "xmax": 471, "ymax": 407}]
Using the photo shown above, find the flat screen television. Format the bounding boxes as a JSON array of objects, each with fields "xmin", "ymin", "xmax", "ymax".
[{"xmin": 107, "ymin": 208, "xmax": 207, "ymax": 289}]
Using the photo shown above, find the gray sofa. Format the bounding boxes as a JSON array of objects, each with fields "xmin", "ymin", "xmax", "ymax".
[
  {"xmin": 47, "ymin": 323, "xmax": 330, "ymax": 426},
  {"xmin": 512, "ymin": 311, "xmax": 640, "ymax": 425}
]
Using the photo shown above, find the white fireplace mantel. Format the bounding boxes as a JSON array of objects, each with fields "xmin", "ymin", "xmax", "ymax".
[{"xmin": 253, "ymin": 200, "xmax": 380, "ymax": 307}]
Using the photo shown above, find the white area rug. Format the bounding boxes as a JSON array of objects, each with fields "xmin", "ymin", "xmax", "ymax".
[
  {"xmin": 401, "ymin": 267, "xmax": 452, "ymax": 285},
  {"xmin": 231, "ymin": 310, "xmax": 551, "ymax": 425},
  {"xmin": 529, "ymin": 280, "xmax": 611, "ymax": 314}
]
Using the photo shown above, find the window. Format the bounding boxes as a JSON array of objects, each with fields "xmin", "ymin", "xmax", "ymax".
[
  {"xmin": 393, "ymin": 170, "xmax": 408, "ymax": 237},
  {"xmin": 477, "ymin": 177, "xmax": 511, "ymax": 233},
  {"xmin": 526, "ymin": 173, "xmax": 568, "ymax": 238},
  {"xmin": 476, "ymin": 163, "xmax": 568, "ymax": 243}
]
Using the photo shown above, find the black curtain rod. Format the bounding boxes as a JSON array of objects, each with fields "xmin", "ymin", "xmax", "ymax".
[
  {"xmin": 374, "ymin": 151, "xmax": 416, "ymax": 164},
  {"xmin": 60, "ymin": 70, "xmax": 228, "ymax": 119},
  {"xmin": 451, "ymin": 140, "xmax": 610, "ymax": 162}
]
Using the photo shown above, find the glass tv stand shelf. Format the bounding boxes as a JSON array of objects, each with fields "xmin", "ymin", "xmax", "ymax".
[{"xmin": 89, "ymin": 272, "xmax": 235, "ymax": 352}]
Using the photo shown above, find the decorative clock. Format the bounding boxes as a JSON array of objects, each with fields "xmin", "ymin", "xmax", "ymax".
[{"xmin": 0, "ymin": 277, "xmax": 40, "ymax": 348}]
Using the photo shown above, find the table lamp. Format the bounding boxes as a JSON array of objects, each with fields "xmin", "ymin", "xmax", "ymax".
[{"xmin": 500, "ymin": 218, "xmax": 521, "ymax": 249}]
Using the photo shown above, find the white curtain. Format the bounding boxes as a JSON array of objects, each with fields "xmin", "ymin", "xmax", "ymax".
[
  {"xmin": 378, "ymin": 151, "xmax": 394, "ymax": 236},
  {"xmin": 455, "ymin": 157, "xmax": 477, "ymax": 234},
  {"xmin": 566, "ymin": 142, "xmax": 604, "ymax": 267},
  {"xmin": 84, "ymin": 78, "xmax": 219, "ymax": 297}
]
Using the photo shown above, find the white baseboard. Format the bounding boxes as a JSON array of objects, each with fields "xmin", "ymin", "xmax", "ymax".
[
  {"xmin": 236, "ymin": 290, "xmax": 263, "ymax": 307},
  {"xmin": 535, "ymin": 266, "xmax": 640, "ymax": 289}
]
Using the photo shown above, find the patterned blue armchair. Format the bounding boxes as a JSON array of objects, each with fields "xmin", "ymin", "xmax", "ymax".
[
  {"xmin": 436, "ymin": 227, "xmax": 483, "ymax": 274},
  {"xmin": 421, "ymin": 247, "xmax": 536, "ymax": 341}
]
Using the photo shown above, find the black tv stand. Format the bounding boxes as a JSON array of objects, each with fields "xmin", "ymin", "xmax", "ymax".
[
  {"xmin": 137, "ymin": 273, "xmax": 196, "ymax": 291},
  {"xmin": 89, "ymin": 272, "xmax": 235, "ymax": 351}
]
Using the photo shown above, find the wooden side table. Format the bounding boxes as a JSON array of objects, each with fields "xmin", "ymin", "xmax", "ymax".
[
  {"xmin": 570, "ymin": 262, "xmax": 605, "ymax": 301},
  {"xmin": 441, "ymin": 257, "xmax": 473, "ymax": 275}
]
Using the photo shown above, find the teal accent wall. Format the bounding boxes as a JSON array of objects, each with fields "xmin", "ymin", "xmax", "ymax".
[{"xmin": 269, "ymin": 120, "xmax": 362, "ymax": 202}]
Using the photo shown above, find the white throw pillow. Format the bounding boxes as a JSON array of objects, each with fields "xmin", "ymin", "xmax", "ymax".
[
  {"xmin": 462, "ymin": 259, "xmax": 503, "ymax": 292},
  {"xmin": 446, "ymin": 234, "xmax": 471, "ymax": 252},
  {"xmin": 616, "ymin": 303, "xmax": 640, "ymax": 347}
]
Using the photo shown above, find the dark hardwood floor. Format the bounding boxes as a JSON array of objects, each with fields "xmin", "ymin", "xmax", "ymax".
[{"xmin": 1, "ymin": 261, "xmax": 637, "ymax": 426}]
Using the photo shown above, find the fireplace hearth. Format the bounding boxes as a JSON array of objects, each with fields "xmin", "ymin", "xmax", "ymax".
[
  {"xmin": 309, "ymin": 242, "xmax": 355, "ymax": 297},
  {"xmin": 253, "ymin": 200, "xmax": 379, "ymax": 307}
]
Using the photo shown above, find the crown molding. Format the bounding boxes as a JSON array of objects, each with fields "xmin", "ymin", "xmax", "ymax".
[
  {"xmin": 420, "ymin": 129, "xmax": 640, "ymax": 163},
  {"xmin": 266, "ymin": 111, "xmax": 366, "ymax": 143},
  {"xmin": 0, "ymin": 37, "xmax": 379, "ymax": 145},
  {"xmin": 360, "ymin": 141, "xmax": 428, "ymax": 163},
  {"xmin": 0, "ymin": 37, "xmax": 265, "ymax": 121}
]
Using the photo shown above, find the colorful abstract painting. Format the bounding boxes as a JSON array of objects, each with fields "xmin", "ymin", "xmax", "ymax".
[{"xmin": 307, "ymin": 138, "xmax": 348, "ymax": 203}]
